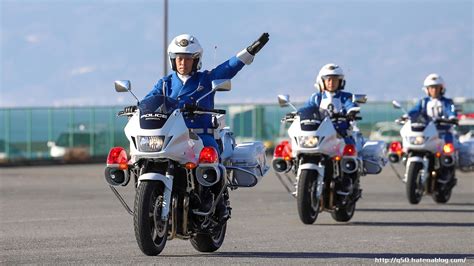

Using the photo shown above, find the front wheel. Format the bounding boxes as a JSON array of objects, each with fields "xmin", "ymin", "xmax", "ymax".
[
  {"xmin": 406, "ymin": 162, "xmax": 423, "ymax": 204},
  {"xmin": 297, "ymin": 169, "xmax": 320, "ymax": 224},
  {"xmin": 190, "ymin": 222, "xmax": 227, "ymax": 252},
  {"xmin": 134, "ymin": 181, "xmax": 169, "ymax": 256}
]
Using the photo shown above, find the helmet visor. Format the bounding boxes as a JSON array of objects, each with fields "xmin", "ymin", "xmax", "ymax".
[
  {"xmin": 426, "ymin": 85, "xmax": 442, "ymax": 90},
  {"xmin": 321, "ymin": 75, "xmax": 342, "ymax": 81},
  {"xmin": 169, "ymin": 52, "xmax": 200, "ymax": 60}
]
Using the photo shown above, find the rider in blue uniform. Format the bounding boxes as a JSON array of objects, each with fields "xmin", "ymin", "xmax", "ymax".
[
  {"xmin": 303, "ymin": 63, "xmax": 360, "ymax": 145},
  {"xmin": 142, "ymin": 33, "xmax": 269, "ymax": 152},
  {"xmin": 132, "ymin": 33, "xmax": 269, "ymax": 221},
  {"xmin": 408, "ymin": 73, "xmax": 458, "ymax": 144},
  {"xmin": 301, "ymin": 63, "xmax": 363, "ymax": 195}
]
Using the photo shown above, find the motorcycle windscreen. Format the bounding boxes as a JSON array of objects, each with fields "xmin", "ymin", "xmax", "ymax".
[
  {"xmin": 410, "ymin": 113, "xmax": 429, "ymax": 132},
  {"xmin": 138, "ymin": 95, "xmax": 179, "ymax": 129},
  {"xmin": 297, "ymin": 106, "xmax": 329, "ymax": 131}
]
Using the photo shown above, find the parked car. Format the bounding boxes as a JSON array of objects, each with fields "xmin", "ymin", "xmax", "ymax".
[{"xmin": 47, "ymin": 124, "xmax": 108, "ymax": 160}]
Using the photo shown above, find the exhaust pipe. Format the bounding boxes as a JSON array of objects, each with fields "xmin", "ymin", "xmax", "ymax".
[
  {"xmin": 341, "ymin": 158, "xmax": 358, "ymax": 174},
  {"xmin": 104, "ymin": 167, "xmax": 130, "ymax": 186},
  {"xmin": 388, "ymin": 153, "xmax": 400, "ymax": 163},
  {"xmin": 441, "ymin": 155, "xmax": 455, "ymax": 167},
  {"xmin": 196, "ymin": 164, "xmax": 221, "ymax": 187},
  {"xmin": 272, "ymin": 158, "xmax": 292, "ymax": 173}
]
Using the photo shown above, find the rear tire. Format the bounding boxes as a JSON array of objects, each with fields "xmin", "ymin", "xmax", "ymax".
[
  {"xmin": 134, "ymin": 181, "xmax": 168, "ymax": 256},
  {"xmin": 190, "ymin": 222, "xmax": 227, "ymax": 252},
  {"xmin": 432, "ymin": 167, "xmax": 454, "ymax": 203},
  {"xmin": 331, "ymin": 201, "xmax": 356, "ymax": 222},
  {"xmin": 297, "ymin": 170, "xmax": 320, "ymax": 224},
  {"xmin": 406, "ymin": 162, "xmax": 423, "ymax": 204}
]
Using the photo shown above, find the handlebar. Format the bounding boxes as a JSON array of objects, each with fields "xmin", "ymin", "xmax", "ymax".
[
  {"xmin": 117, "ymin": 104, "xmax": 226, "ymax": 117},
  {"xmin": 281, "ymin": 111, "xmax": 361, "ymax": 122},
  {"xmin": 395, "ymin": 116, "xmax": 458, "ymax": 126},
  {"xmin": 181, "ymin": 104, "xmax": 226, "ymax": 115},
  {"xmin": 281, "ymin": 112, "xmax": 297, "ymax": 122},
  {"xmin": 331, "ymin": 112, "xmax": 362, "ymax": 121},
  {"xmin": 117, "ymin": 110, "xmax": 134, "ymax": 117},
  {"xmin": 435, "ymin": 117, "xmax": 458, "ymax": 126}
]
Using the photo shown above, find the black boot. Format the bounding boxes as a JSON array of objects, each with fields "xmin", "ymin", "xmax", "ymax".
[
  {"xmin": 215, "ymin": 196, "xmax": 230, "ymax": 222},
  {"xmin": 341, "ymin": 176, "xmax": 353, "ymax": 193},
  {"xmin": 199, "ymin": 189, "xmax": 213, "ymax": 212}
]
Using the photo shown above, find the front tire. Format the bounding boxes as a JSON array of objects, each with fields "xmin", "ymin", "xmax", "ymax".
[
  {"xmin": 190, "ymin": 222, "xmax": 227, "ymax": 252},
  {"xmin": 406, "ymin": 162, "xmax": 423, "ymax": 204},
  {"xmin": 297, "ymin": 169, "xmax": 320, "ymax": 224},
  {"xmin": 134, "ymin": 181, "xmax": 168, "ymax": 256}
]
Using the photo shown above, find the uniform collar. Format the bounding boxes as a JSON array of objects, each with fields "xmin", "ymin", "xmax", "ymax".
[
  {"xmin": 177, "ymin": 73, "xmax": 192, "ymax": 84},
  {"xmin": 429, "ymin": 96, "xmax": 442, "ymax": 101},
  {"xmin": 323, "ymin": 90, "xmax": 339, "ymax": 97}
]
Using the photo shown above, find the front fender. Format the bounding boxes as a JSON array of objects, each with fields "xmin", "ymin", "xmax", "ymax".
[
  {"xmin": 404, "ymin": 156, "xmax": 428, "ymax": 184},
  {"xmin": 297, "ymin": 163, "xmax": 325, "ymax": 198},
  {"xmin": 298, "ymin": 163, "xmax": 324, "ymax": 172},
  {"xmin": 138, "ymin": 172, "xmax": 173, "ymax": 190},
  {"xmin": 138, "ymin": 172, "xmax": 174, "ymax": 220}
]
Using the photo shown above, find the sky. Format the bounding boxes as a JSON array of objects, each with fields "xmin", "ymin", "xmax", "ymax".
[{"xmin": 1, "ymin": 0, "xmax": 473, "ymax": 107}]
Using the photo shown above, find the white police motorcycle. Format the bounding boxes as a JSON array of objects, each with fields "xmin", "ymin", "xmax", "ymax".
[
  {"xmin": 388, "ymin": 101, "xmax": 457, "ymax": 204},
  {"xmin": 273, "ymin": 95, "xmax": 386, "ymax": 224},
  {"xmin": 105, "ymin": 79, "xmax": 268, "ymax": 256}
]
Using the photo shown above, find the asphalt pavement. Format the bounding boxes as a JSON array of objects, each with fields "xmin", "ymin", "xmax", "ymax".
[{"xmin": 1, "ymin": 163, "xmax": 473, "ymax": 264}]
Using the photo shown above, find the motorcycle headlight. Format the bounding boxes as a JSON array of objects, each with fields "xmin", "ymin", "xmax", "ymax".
[
  {"xmin": 408, "ymin": 136, "xmax": 425, "ymax": 145},
  {"xmin": 137, "ymin": 136, "xmax": 164, "ymax": 152},
  {"xmin": 298, "ymin": 136, "xmax": 319, "ymax": 148}
]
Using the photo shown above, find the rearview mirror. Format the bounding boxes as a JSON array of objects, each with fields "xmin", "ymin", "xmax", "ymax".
[
  {"xmin": 114, "ymin": 80, "xmax": 131, "ymax": 92},
  {"xmin": 196, "ymin": 79, "xmax": 231, "ymax": 105},
  {"xmin": 114, "ymin": 80, "xmax": 139, "ymax": 104},
  {"xmin": 392, "ymin": 100, "xmax": 402, "ymax": 109},
  {"xmin": 211, "ymin": 79, "xmax": 231, "ymax": 92},
  {"xmin": 277, "ymin": 94, "xmax": 290, "ymax": 107},
  {"xmin": 353, "ymin": 94, "xmax": 367, "ymax": 104}
]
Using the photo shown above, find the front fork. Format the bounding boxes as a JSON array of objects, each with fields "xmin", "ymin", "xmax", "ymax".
[
  {"xmin": 137, "ymin": 163, "xmax": 175, "ymax": 221},
  {"xmin": 404, "ymin": 156, "xmax": 430, "ymax": 186}
]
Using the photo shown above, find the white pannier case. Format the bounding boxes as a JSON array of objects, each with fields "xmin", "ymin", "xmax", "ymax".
[
  {"xmin": 228, "ymin": 142, "xmax": 269, "ymax": 187},
  {"xmin": 359, "ymin": 140, "xmax": 387, "ymax": 175}
]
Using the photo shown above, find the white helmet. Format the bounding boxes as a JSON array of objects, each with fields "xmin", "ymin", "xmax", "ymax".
[
  {"xmin": 423, "ymin": 73, "xmax": 446, "ymax": 95},
  {"xmin": 167, "ymin": 34, "xmax": 203, "ymax": 72},
  {"xmin": 314, "ymin": 63, "xmax": 345, "ymax": 91}
]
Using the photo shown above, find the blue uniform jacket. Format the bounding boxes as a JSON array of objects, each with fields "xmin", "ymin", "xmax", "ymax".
[
  {"xmin": 303, "ymin": 90, "xmax": 359, "ymax": 134},
  {"xmin": 143, "ymin": 56, "xmax": 245, "ymax": 130},
  {"xmin": 408, "ymin": 96, "xmax": 457, "ymax": 131}
]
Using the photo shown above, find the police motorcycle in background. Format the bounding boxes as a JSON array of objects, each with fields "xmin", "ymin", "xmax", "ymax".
[
  {"xmin": 272, "ymin": 94, "xmax": 387, "ymax": 224},
  {"xmin": 387, "ymin": 101, "xmax": 458, "ymax": 204},
  {"xmin": 104, "ymin": 79, "xmax": 268, "ymax": 256}
]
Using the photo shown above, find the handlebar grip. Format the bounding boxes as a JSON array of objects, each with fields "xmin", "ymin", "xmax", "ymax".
[
  {"xmin": 436, "ymin": 119, "xmax": 458, "ymax": 125},
  {"xmin": 182, "ymin": 104, "xmax": 196, "ymax": 111},
  {"xmin": 182, "ymin": 104, "xmax": 225, "ymax": 115},
  {"xmin": 213, "ymin": 109, "xmax": 226, "ymax": 114}
]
